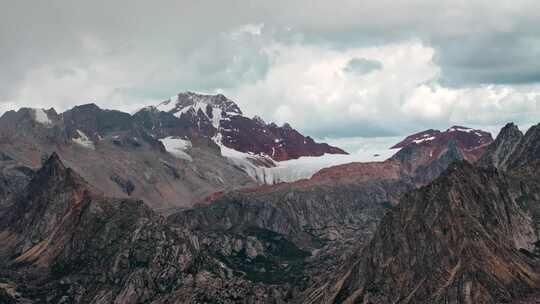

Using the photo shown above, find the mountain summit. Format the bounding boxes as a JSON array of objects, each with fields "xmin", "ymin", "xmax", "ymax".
[{"xmin": 136, "ymin": 91, "xmax": 347, "ymax": 161}]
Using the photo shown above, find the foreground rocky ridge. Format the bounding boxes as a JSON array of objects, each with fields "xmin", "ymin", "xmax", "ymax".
[
  {"xmin": 302, "ymin": 123, "xmax": 540, "ymax": 304},
  {"xmin": 0, "ymin": 154, "xmax": 288, "ymax": 303},
  {"xmin": 321, "ymin": 162, "xmax": 539, "ymax": 303}
]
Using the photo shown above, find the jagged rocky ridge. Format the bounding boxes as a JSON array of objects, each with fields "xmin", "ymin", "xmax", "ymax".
[
  {"xmin": 0, "ymin": 105, "xmax": 256, "ymax": 211},
  {"xmin": 302, "ymin": 122, "xmax": 540, "ymax": 304},
  {"xmin": 0, "ymin": 153, "xmax": 289, "ymax": 303},
  {"xmin": 0, "ymin": 122, "xmax": 498, "ymax": 303},
  {"xmin": 2, "ymin": 106, "xmax": 529, "ymax": 304},
  {"xmin": 166, "ymin": 126, "xmax": 494, "ymax": 299},
  {"xmin": 134, "ymin": 92, "xmax": 346, "ymax": 161},
  {"xmin": 0, "ymin": 92, "xmax": 348, "ymax": 210}
]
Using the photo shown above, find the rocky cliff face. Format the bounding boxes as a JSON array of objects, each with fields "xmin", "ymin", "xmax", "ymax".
[
  {"xmin": 173, "ymin": 125, "xmax": 496, "ymax": 299},
  {"xmin": 169, "ymin": 180, "xmax": 412, "ymax": 297},
  {"xmin": 300, "ymin": 124, "xmax": 540, "ymax": 304},
  {"xmin": 1, "ymin": 107, "xmax": 529, "ymax": 304},
  {"xmin": 0, "ymin": 154, "xmax": 287, "ymax": 303},
  {"xmin": 477, "ymin": 123, "xmax": 523, "ymax": 170},
  {"xmin": 168, "ymin": 126, "xmax": 486, "ymax": 298},
  {"xmin": 319, "ymin": 162, "xmax": 539, "ymax": 304}
]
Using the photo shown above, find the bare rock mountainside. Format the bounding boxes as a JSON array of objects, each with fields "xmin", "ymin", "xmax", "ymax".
[
  {"xmin": 166, "ymin": 124, "xmax": 496, "ymax": 299},
  {"xmin": 302, "ymin": 123, "xmax": 540, "ymax": 304},
  {"xmin": 0, "ymin": 153, "xmax": 287, "ymax": 303},
  {"xmin": 0, "ymin": 92, "xmax": 345, "ymax": 211},
  {"xmin": 1, "ymin": 100, "xmax": 539, "ymax": 304}
]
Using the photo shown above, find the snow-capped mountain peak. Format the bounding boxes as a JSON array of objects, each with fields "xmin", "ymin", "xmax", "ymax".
[
  {"xmin": 156, "ymin": 91, "xmax": 242, "ymax": 119},
  {"xmin": 133, "ymin": 91, "xmax": 348, "ymax": 166}
]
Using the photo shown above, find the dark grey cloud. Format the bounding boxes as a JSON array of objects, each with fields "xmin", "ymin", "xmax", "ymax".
[{"xmin": 433, "ymin": 32, "xmax": 540, "ymax": 86}]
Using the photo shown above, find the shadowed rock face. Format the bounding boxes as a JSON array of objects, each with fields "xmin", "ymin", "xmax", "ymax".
[
  {"xmin": 0, "ymin": 154, "xmax": 288, "ymax": 303},
  {"xmin": 171, "ymin": 125, "xmax": 496, "ymax": 298},
  {"xmin": 477, "ymin": 122, "xmax": 523, "ymax": 170},
  {"xmin": 324, "ymin": 162, "xmax": 540, "ymax": 304},
  {"xmin": 168, "ymin": 182, "xmax": 409, "ymax": 296},
  {"xmin": 300, "ymin": 124, "xmax": 540, "ymax": 304},
  {"xmin": 0, "ymin": 116, "xmax": 534, "ymax": 304}
]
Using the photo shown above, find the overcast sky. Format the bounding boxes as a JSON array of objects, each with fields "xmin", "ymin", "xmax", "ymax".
[{"xmin": 1, "ymin": 0, "xmax": 539, "ymax": 138}]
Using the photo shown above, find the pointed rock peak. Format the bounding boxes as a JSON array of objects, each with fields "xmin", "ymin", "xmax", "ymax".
[
  {"xmin": 523, "ymin": 122, "xmax": 540, "ymax": 138},
  {"xmin": 39, "ymin": 152, "xmax": 67, "ymax": 176},
  {"xmin": 497, "ymin": 122, "xmax": 523, "ymax": 140},
  {"xmin": 33, "ymin": 152, "xmax": 88, "ymax": 191},
  {"xmin": 444, "ymin": 138, "xmax": 464, "ymax": 158},
  {"xmin": 477, "ymin": 123, "xmax": 524, "ymax": 170}
]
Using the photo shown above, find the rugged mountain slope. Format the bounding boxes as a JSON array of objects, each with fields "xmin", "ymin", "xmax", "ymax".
[
  {"xmin": 477, "ymin": 123, "xmax": 523, "ymax": 170},
  {"xmin": 0, "ymin": 92, "xmax": 349, "ymax": 208},
  {"xmin": 167, "ymin": 126, "xmax": 494, "ymax": 298},
  {"xmin": 134, "ymin": 92, "xmax": 347, "ymax": 161},
  {"xmin": 0, "ymin": 105, "xmax": 255, "ymax": 210},
  {"xmin": 0, "ymin": 154, "xmax": 286, "ymax": 303},
  {"xmin": 169, "ymin": 179, "xmax": 412, "ymax": 283},
  {"xmin": 203, "ymin": 124, "xmax": 494, "ymax": 202},
  {"xmin": 319, "ymin": 161, "xmax": 539, "ymax": 304},
  {"xmin": 300, "ymin": 123, "xmax": 540, "ymax": 304}
]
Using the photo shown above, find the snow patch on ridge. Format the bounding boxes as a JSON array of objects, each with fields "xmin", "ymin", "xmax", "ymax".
[
  {"xmin": 413, "ymin": 135, "xmax": 436, "ymax": 144},
  {"xmin": 156, "ymin": 97, "xmax": 178, "ymax": 112},
  {"xmin": 448, "ymin": 126, "xmax": 472, "ymax": 132},
  {"xmin": 73, "ymin": 130, "xmax": 95, "ymax": 149},
  {"xmin": 213, "ymin": 133, "xmax": 276, "ymax": 183},
  {"xmin": 160, "ymin": 136, "xmax": 193, "ymax": 161},
  {"xmin": 32, "ymin": 109, "xmax": 52, "ymax": 126}
]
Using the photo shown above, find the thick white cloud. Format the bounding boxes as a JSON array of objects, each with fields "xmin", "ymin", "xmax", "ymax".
[
  {"xmin": 224, "ymin": 37, "xmax": 539, "ymax": 136},
  {"xmin": 223, "ymin": 40, "xmax": 432, "ymax": 134}
]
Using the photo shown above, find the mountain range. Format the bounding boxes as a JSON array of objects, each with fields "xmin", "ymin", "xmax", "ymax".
[
  {"xmin": 0, "ymin": 92, "xmax": 538, "ymax": 303},
  {"xmin": 0, "ymin": 92, "xmax": 347, "ymax": 211}
]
